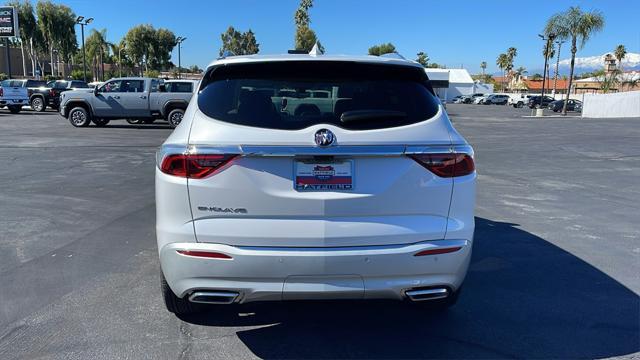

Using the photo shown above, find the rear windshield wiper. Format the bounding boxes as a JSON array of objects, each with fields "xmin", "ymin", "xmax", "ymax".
[{"xmin": 340, "ymin": 110, "xmax": 407, "ymax": 123}]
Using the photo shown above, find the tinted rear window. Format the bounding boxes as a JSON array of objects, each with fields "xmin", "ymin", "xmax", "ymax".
[
  {"xmin": 26, "ymin": 80, "xmax": 46, "ymax": 87},
  {"xmin": 197, "ymin": 61, "xmax": 439, "ymax": 131},
  {"xmin": 166, "ymin": 82, "xmax": 193, "ymax": 93}
]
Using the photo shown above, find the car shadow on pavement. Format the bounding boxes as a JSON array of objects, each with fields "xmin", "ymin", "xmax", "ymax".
[
  {"xmin": 98, "ymin": 124, "xmax": 172, "ymax": 130},
  {"xmin": 179, "ymin": 217, "xmax": 640, "ymax": 359}
]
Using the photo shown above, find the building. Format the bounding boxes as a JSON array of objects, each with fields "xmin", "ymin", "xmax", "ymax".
[
  {"xmin": 425, "ymin": 68, "xmax": 492, "ymax": 102},
  {"xmin": 574, "ymin": 71, "xmax": 640, "ymax": 94}
]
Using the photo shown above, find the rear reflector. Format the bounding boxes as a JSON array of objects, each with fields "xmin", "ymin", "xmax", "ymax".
[
  {"xmin": 409, "ymin": 153, "xmax": 474, "ymax": 177},
  {"xmin": 176, "ymin": 250, "xmax": 232, "ymax": 259},
  {"xmin": 414, "ymin": 247, "xmax": 462, "ymax": 256},
  {"xmin": 160, "ymin": 154, "xmax": 238, "ymax": 179}
]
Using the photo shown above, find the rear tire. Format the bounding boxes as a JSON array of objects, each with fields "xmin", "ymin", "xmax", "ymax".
[
  {"xmin": 92, "ymin": 118, "xmax": 109, "ymax": 127},
  {"xmin": 167, "ymin": 108, "xmax": 185, "ymax": 128},
  {"xmin": 31, "ymin": 97, "xmax": 46, "ymax": 112},
  {"xmin": 8, "ymin": 106, "xmax": 22, "ymax": 114},
  {"xmin": 68, "ymin": 107, "xmax": 91, "ymax": 127},
  {"xmin": 126, "ymin": 119, "xmax": 142, "ymax": 125},
  {"xmin": 161, "ymin": 271, "xmax": 198, "ymax": 315}
]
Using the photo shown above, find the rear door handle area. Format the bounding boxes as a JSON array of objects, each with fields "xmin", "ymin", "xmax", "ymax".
[
  {"xmin": 112, "ymin": 95, "xmax": 120, "ymax": 99},
  {"xmin": 139, "ymin": 95, "xmax": 147, "ymax": 99}
]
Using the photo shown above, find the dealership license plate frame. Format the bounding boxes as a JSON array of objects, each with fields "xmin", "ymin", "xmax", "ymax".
[{"xmin": 294, "ymin": 159, "xmax": 354, "ymax": 191}]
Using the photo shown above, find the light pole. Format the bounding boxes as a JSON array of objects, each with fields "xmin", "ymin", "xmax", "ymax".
[
  {"xmin": 76, "ymin": 16, "xmax": 93, "ymax": 82},
  {"xmin": 176, "ymin": 37, "xmax": 186, "ymax": 79},
  {"xmin": 118, "ymin": 46, "xmax": 122, "ymax": 77},
  {"xmin": 538, "ymin": 33, "xmax": 555, "ymax": 109},
  {"xmin": 553, "ymin": 40, "xmax": 565, "ymax": 97}
]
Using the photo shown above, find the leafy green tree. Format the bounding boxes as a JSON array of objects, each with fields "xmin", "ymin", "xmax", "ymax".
[
  {"xmin": 415, "ymin": 52, "xmax": 429, "ymax": 66},
  {"xmin": 293, "ymin": 0, "xmax": 323, "ymax": 52},
  {"xmin": 614, "ymin": 44, "xmax": 626, "ymax": 71},
  {"xmin": 219, "ymin": 26, "xmax": 259, "ymax": 56},
  {"xmin": 36, "ymin": 1, "xmax": 76, "ymax": 77},
  {"xmin": 189, "ymin": 65, "xmax": 202, "ymax": 73},
  {"xmin": 85, "ymin": 29, "xmax": 112, "ymax": 81},
  {"xmin": 8, "ymin": 0, "xmax": 38, "ymax": 76},
  {"xmin": 545, "ymin": 6, "xmax": 605, "ymax": 114},
  {"xmin": 123, "ymin": 25, "xmax": 175, "ymax": 75},
  {"xmin": 143, "ymin": 69, "xmax": 160, "ymax": 78},
  {"xmin": 368, "ymin": 43, "xmax": 396, "ymax": 56}
]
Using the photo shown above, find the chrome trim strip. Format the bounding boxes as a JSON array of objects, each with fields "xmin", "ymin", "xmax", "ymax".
[
  {"xmin": 158, "ymin": 143, "xmax": 474, "ymax": 162},
  {"xmin": 188, "ymin": 291, "xmax": 239, "ymax": 304},
  {"xmin": 405, "ymin": 288, "xmax": 449, "ymax": 301}
]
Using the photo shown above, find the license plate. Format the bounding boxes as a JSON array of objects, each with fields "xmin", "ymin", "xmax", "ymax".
[{"xmin": 295, "ymin": 160, "xmax": 353, "ymax": 191}]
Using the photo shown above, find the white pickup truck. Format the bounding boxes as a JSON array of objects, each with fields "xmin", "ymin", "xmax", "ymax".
[{"xmin": 0, "ymin": 79, "xmax": 30, "ymax": 113}]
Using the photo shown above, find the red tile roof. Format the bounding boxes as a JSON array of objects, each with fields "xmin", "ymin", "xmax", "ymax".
[{"xmin": 524, "ymin": 79, "xmax": 570, "ymax": 90}]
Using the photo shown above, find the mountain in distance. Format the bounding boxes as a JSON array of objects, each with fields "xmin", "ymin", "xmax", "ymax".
[{"xmin": 503, "ymin": 52, "xmax": 640, "ymax": 77}]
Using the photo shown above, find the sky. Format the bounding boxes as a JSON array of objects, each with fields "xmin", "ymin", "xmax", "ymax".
[{"xmin": 56, "ymin": 0, "xmax": 640, "ymax": 74}]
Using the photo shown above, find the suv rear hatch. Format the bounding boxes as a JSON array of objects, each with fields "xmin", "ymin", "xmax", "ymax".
[{"xmin": 184, "ymin": 60, "xmax": 456, "ymax": 247}]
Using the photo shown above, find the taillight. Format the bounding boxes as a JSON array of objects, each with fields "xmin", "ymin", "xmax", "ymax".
[
  {"xmin": 49, "ymin": 89, "xmax": 55, "ymax": 97},
  {"xmin": 176, "ymin": 250, "xmax": 232, "ymax": 259},
  {"xmin": 409, "ymin": 153, "xmax": 475, "ymax": 177},
  {"xmin": 414, "ymin": 246, "xmax": 462, "ymax": 256},
  {"xmin": 160, "ymin": 154, "xmax": 237, "ymax": 179}
]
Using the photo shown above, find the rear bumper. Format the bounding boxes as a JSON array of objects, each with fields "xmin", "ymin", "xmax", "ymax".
[
  {"xmin": 160, "ymin": 239, "xmax": 472, "ymax": 303},
  {"xmin": 0, "ymin": 99, "xmax": 27, "ymax": 106}
]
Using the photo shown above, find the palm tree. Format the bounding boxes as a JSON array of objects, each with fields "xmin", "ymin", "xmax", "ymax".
[
  {"xmin": 505, "ymin": 47, "xmax": 517, "ymax": 91},
  {"xmin": 480, "ymin": 61, "xmax": 487, "ymax": 76},
  {"xmin": 496, "ymin": 53, "xmax": 509, "ymax": 91},
  {"xmin": 543, "ymin": 42, "xmax": 556, "ymax": 89},
  {"xmin": 614, "ymin": 44, "xmax": 627, "ymax": 72},
  {"xmin": 545, "ymin": 6, "xmax": 605, "ymax": 115}
]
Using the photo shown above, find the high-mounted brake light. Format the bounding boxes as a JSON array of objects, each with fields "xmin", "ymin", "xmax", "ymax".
[
  {"xmin": 176, "ymin": 250, "xmax": 232, "ymax": 259},
  {"xmin": 160, "ymin": 154, "xmax": 238, "ymax": 179},
  {"xmin": 409, "ymin": 153, "xmax": 474, "ymax": 177}
]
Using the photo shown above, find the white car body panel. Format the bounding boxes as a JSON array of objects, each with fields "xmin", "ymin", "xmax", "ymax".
[{"xmin": 156, "ymin": 54, "xmax": 476, "ymax": 305}]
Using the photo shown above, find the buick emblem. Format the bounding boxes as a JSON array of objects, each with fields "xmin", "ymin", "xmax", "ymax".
[{"xmin": 314, "ymin": 129, "xmax": 335, "ymax": 147}]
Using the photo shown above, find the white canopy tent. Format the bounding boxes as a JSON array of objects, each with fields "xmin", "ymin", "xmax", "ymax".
[{"xmin": 425, "ymin": 68, "xmax": 491, "ymax": 102}]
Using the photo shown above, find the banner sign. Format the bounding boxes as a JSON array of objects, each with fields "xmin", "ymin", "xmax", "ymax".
[{"xmin": 0, "ymin": 7, "xmax": 18, "ymax": 38}]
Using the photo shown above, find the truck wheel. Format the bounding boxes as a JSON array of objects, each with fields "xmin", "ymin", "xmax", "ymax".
[
  {"xmin": 31, "ymin": 97, "xmax": 46, "ymax": 112},
  {"xmin": 68, "ymin": 107, "xmax": 91, "ymax": 127},
  {"xmin": 8, "ymin": 106, "xmax": 22, "ymax": 114},
  {"xmin": 126, "ymin": 119, "xmax": 142, "ymax": 125},
  {"xmin": 167, "ymin": 109, "xmax": 185, "ymax": 128},
  {"xmin": 92, "ymin": 118, "xmax": 109, "ymax": 127},
  {"xmin": 161, "ymin": 271, "xmax": 198, "ymax": 315}
]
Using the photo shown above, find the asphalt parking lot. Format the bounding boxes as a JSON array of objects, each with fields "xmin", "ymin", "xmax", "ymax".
[{"xmin": 0, "ymin": 105, "xmax": 638, "ymax": 359}]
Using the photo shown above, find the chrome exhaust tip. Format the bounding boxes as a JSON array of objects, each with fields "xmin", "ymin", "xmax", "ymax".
[
  {"xmin": 405, "ymin": 288, "xmax": 449, "ymax": 302},
  {"xmin": 188, "ymin": 291, "xmax": 239, "ymax": 304}
]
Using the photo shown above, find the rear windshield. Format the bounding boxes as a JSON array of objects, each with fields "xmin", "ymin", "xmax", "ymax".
[
  {"xmin": 26, "ymin": 80, "xmax": 46, "ymax": 87},
  {"xmin": 197, "ymin": 61, "xmax": 439, "ymax": 131},
  {"xmin": 166, "ymin": 82, "xmax": 193, "ymax": 93}
]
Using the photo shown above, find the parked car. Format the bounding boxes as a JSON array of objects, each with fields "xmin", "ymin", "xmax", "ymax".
[
  {"xmin": 47, "ymin": 80, "xmax": 90, "ymax": 110},
  {"xmin": 549, "ymin": 99, "xmax": 582, "ymax": 112},
  {"xmin": 11, "ymin": 79, "xmax": 49, "ymax": 112},
  {"xmin": 59, "ymin": 77, "xmax": 193, "ymax": 128},
  {"xmin": 163, "ymin": 80, "xmax": 197, "ymax": 93},
  {"xmin": 508, "ymin": 94, "xmax": 532, "ymax": 108},
  {"xmin": 473, "ymin": 95, "xmax": 487, "ymax": 104},
  {"xmin": 527, "ymin": 95, "xmax": 555, "ymax": 109},
  {"xmin": 155, "ymin": 54, "xmax": 476, "ymax": 315},
  {"xmin": 451, "ymin": 95, "xmax": 463, "ymax": 103},
  {"xmin": 0, "ymin": 80, "xmax": 29, "ymax": 113},
  {"xmin": 482, "ymin": 94, "xmax": 509, "ymax": 105}
]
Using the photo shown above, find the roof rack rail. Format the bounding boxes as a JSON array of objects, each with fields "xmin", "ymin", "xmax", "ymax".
[
  {"xmin": 217, "ymin": 50, "xmax": 236, "ymax": 59},
  {"xmin": 287, "ymin": 49, "xmax": 308, "ymax": 54},
  {"xmin": 380, "ymin": 52, "xmax": 406, "ymax": 60}
]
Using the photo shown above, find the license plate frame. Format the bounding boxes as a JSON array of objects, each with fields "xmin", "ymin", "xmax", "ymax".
[{"xmin": 294, "ymin": 159, "xmax": 354, "ymax": 191}]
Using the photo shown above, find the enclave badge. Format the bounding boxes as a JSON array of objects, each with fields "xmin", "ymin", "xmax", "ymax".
[{"xmin": 314, "ymin": 129, "xmax": 335, "ymax": 147}]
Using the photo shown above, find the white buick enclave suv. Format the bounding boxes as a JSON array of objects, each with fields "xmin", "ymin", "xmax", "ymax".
[{"xmin": 156, "ymin": 54, "xmax": 476, "ymax": 315}]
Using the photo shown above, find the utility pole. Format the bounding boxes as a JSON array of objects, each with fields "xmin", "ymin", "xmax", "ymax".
[
  {"xmin": 538, "ymin": 33, "xmax": 555, "ymax": 109},
  {"xmin": 553, "ymin": 40, "xmax": 565, "ymax": 97},
  {"xmin": 4, "ymin": 38, "xmax": 11, "ymax": 77},
  {"xmin": 76, "ymin": 16, "xmax": 93, "ymax": 82},
  {"xmin": 118, "ymin": 46, "xmax": 122, "ymax": 77},
  {"xmin": 176, "ymin": 37, "xmax": 186, "ymax": 79}
]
